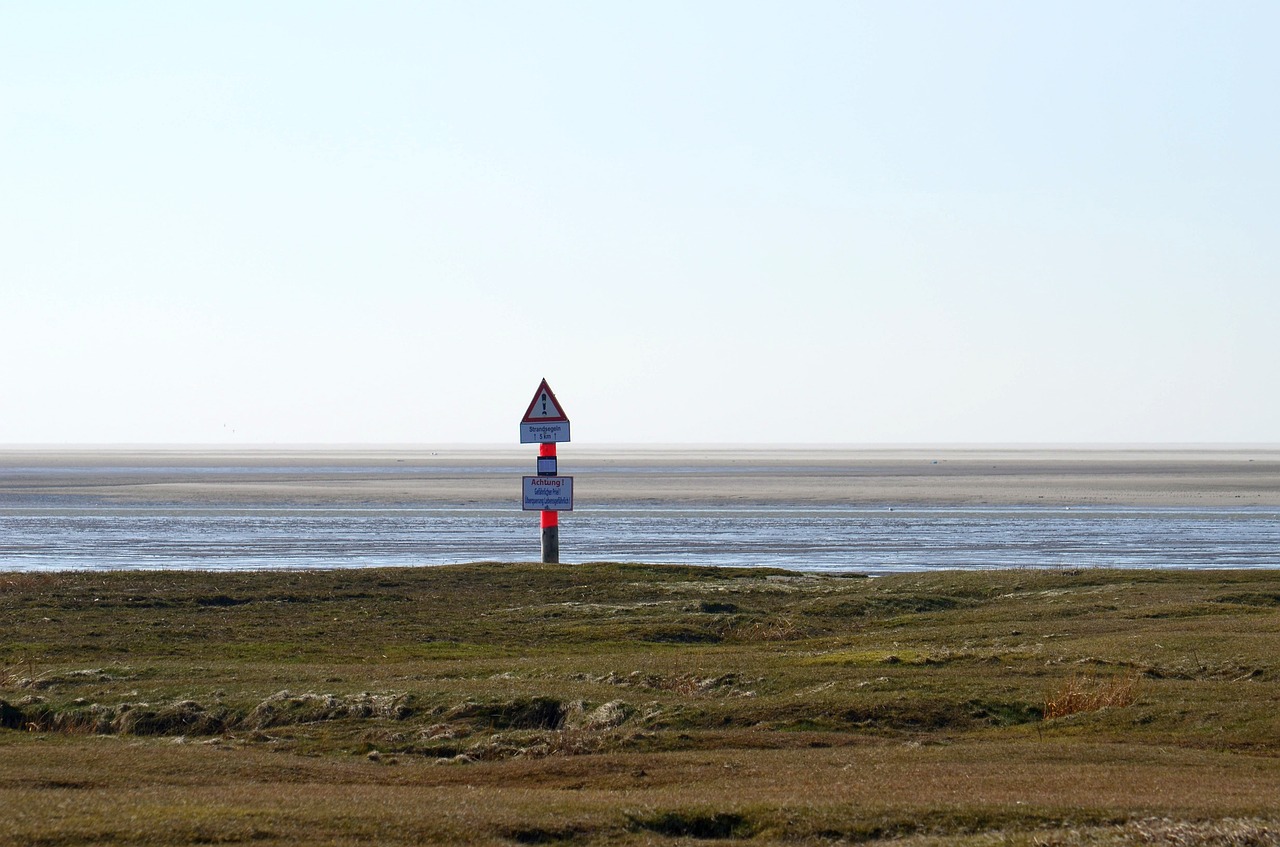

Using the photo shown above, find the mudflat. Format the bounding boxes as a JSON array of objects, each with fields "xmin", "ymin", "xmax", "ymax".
[{"xmin": 2, "ymin": 446, "xmax": 1278, "ymax": 507}]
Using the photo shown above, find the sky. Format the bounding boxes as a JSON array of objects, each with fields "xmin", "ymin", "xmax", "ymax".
[{"xmin": 2, "ymin": 2, "xmax": 1277, "ymax": 445}]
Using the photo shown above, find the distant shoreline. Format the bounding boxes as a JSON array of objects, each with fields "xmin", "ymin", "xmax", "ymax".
[{"xmin": 3, "ymin": 446, "xmax": 1278, "ymax": 508}]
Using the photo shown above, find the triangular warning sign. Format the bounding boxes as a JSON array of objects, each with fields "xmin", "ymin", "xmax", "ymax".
[{"xmin": 521, "ymin": 378, "xmax": 569, "ymax": 423}]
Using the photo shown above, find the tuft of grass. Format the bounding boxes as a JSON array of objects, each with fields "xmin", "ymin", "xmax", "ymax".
[
  {"xmin": 1045, "ymin": 674, "xmax": 1141, "ymax": 719},
  {"xmin": 0, "ymin": 656, "xmax": 36, "ymax": 688}
]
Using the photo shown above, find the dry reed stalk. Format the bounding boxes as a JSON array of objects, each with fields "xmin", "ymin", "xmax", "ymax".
[
  {"xmin": 0, "ymin": 657, "xmax": 34, "ymax": 688},
  {"xmin": 1044, "ymin": 673, "xmax": 1141, "ymax": 719}
]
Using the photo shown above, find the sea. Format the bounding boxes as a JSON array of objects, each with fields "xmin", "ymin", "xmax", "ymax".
[{"xmin": 1, "ymin": 451, "xmax": 1277, "ymax": 573}]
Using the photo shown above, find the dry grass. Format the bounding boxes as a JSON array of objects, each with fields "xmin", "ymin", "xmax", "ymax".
[
  {"xmin": 1044, "ymin": 674, "xmax": 1142, "ymax": 720},
  {"xmin": 2, "ymin": 740, "xmax": 1279, "ymax": 845},
  {"xmin": 0, "ymin": 657, "xmax": 35, "ymax": 688}
]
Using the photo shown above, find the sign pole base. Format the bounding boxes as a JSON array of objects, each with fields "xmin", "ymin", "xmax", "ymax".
[{"xmin": 541, "ymin": 520, "xmax": 559, "ymax": 564}]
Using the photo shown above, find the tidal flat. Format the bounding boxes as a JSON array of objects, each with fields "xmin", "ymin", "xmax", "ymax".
[
  {"xmin": 4, "ymin": 447, "xmax": 1279, "ymax": 571},
  {"xmin": 3, "ymin": 446, "xmax": 1280, "ymax": 507},
  {"xmin": 3, "ymin": 564, "xmax": 1280, "ymax": 845}
]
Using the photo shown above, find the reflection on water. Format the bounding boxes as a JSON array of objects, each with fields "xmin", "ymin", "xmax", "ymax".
[{"xmin": 1, "ymin": 505, "xmax": 1277, "ymax": 573}]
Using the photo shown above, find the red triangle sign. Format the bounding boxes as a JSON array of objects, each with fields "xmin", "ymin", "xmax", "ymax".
[{"xmin": 521, "ymin": 378, "xmax": 569, "ymax": 423}]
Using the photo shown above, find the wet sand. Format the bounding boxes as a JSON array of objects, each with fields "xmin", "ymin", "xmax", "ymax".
[{"xmin": 2, "ymin": 446, "xmax": 1278, "ymax": 508}]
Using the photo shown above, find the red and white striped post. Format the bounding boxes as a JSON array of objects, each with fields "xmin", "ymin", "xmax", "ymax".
[
  {"xmin": 539, "ymin": 442, "xmax": 559, "ymax": 563},
  {"xmin": 520, "ymin": 379, "xmax": 572, "ymax": 564}
]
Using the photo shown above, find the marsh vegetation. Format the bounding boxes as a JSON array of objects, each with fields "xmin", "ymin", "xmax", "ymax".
[{"xmin": 3, "ymin": 564, "xmax": 1279, "ymax": 845}]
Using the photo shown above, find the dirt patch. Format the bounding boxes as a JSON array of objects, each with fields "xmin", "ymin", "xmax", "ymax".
[
  {"xmin": 448, "ymin": 697, "xmax": 567, "ymax": 730},
  {"xmin": 631, "ymin": 810, "xmax": 755, "ymax": 840}
]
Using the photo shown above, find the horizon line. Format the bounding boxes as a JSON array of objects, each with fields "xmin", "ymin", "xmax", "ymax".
[{"xmin": 2, "ymin": 441, "xmax": 1279, "ymax": 451}]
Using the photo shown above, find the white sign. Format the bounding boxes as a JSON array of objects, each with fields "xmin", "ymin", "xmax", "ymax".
[
  {"xmin": 520, "ymin": 378, "xmax": 571, "ymax": 443},
  {"xmin": 521, "ymin": 421, "xmax": 570, "ymax": 443},
  {"xmin": 523, "ymin": 475, "xmax": 573, "ymax": 511}
]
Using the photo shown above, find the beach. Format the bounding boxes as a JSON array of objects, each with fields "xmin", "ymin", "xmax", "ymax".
[
  {"xmin": 3, "ymin": 446, "xmax": 1279, "ymax": 508},
  {"xmin": 4, "ymin": 447, "xmax": 1277, "ymax": 572}
]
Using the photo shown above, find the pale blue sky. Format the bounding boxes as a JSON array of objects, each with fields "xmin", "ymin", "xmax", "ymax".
[{"xmin": 2, "ymin": 2, "xmax": 1276, "ymax": 444}]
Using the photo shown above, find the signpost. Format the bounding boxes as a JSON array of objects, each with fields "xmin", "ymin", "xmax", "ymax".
[
  {"xmin": 520, "ymin": 380, "xmax": 570, "ymax": 444},
  {"xmin": 520, "ymin": 379, "xmax": 571, "ymax": 563}
]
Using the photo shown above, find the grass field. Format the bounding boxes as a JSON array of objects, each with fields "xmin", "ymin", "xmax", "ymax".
[{"xmin": 3, "ymin": 563, "xmax": 1279, "ymax": 845}]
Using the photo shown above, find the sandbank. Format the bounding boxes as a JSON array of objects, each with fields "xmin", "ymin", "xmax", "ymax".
[{"xmin": 1, "ymin": 446, "xmax": 1277, "ymax": 508}]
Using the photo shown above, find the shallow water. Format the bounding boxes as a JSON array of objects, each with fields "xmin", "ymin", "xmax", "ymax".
[
  {"xmin": 2, "ymin": 504, "xmax": 1277, "ymax": 573},
  {"xmin": 2, "ymin": 451, "xmax": 1278, "ymax": 573}
]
